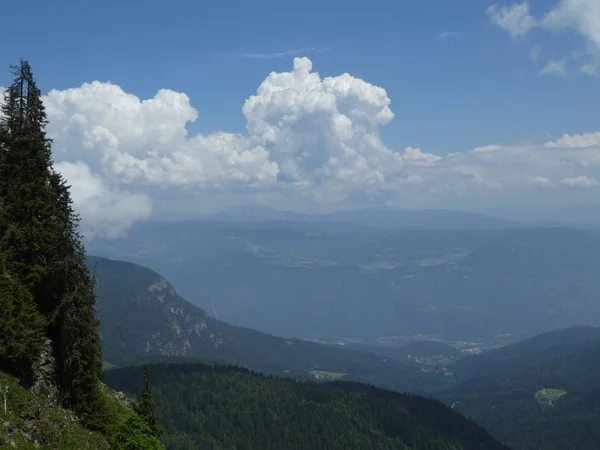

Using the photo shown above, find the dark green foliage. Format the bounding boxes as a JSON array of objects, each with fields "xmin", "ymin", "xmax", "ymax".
[
  {"xmin": 440, "ymin": 326, "xmax": 600, "ymax": 449},
  {"xmin": 0, "ymin": 60, "xmax": 108, "ymax": 432},
  {"xmin": 111, "ymin": 414, "xmax": 166, "ymax": 450},
  {"xmin": 106, "ymin": 362, "xmax": 508, "ymax": 450},
  {"xmin": 137, "ymin": 367, "xmax": 162, "ymax": 439},
  {"xmin": 0, "ymin": 261, "xmax": 46, "ymax": 382},
  {"xmin": 0, "ymin": 370, "xmax": 111, "ymax": 449}
]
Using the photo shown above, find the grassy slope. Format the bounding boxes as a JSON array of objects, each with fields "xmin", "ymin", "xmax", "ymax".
[
  {"xmin": 0, "ymin": 371, "xmax": 109, "ymax": 449},
  {"xmin": 0, "ymin": 370, "xmax": 147, "ymax": 450}
]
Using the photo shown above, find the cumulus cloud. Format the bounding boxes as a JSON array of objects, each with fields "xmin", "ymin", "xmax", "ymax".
[
  {"xmin": 44, "ymin": 57, "xmax": 408, "ymax": 216},
  {"xmin": 54, "ymin": 161, "xmax": 153, "ymax": 238},
  {"xmin": 487, "ymin": 2, "xmax": 536, "ymax": 38},
  {"xmin": 400, "ymin": 147, "xmax": 441, "ymax": 166},
  {"xmin": 488, "ymin": 0, "xmax": 600, "ymax": 76},
  {"xmin": 1, "ymin": 56, "xmax": 597, "ymax": 233},
  {"xmin": 545, "ymin": 132, "xmax": 600, "ymax": 148}
]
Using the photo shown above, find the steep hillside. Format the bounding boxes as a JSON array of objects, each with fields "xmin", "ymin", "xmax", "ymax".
[
  {"xmin": 105, "ymin": 362, "xmax": 509, "ymax": 450},
  {"xmin": 88, "ymin": 256, "xmax": 450, "ymax": 394},
  {"xmin": 439, "ymin": 326, "xmax": 600, "ymax": 449},
  {"xmin": 88, "ymin": 222, "xmax": 600, "ymax": 342},
  {"xmin": 0, "ymin": 369, "xmax": 161, "ymax": 450}
]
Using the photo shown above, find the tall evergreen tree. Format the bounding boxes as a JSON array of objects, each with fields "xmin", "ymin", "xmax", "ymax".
[
  {"xmin": 0, "ymin": 254, "xmax": 46, "ymax": 382},
  {"xmin": 137, "ymin": 367, "xmax": 162, "ymax": 439},
  {"xmin": 0, "ymin": 65, "xmax": 50, "ymax": 382},
  {"xmin": 0, "ymin": 60, "xmax": 107, "ymax": 430}
]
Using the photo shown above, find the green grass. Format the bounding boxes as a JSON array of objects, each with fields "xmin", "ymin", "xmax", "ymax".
[
  {"xmin": 0, "ymin": 371, "xmax": 110, "ymax": 450},
  {"xmin": 308, "ymin": 370, "xmax": 346, "ymax": 380},
  {"xmin": 535, "ymin": 388, "xmax": 567, "ymax": 406}
]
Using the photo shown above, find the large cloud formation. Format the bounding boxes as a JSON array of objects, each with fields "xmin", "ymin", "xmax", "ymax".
[
  {"xmin": 2, "ymin": 57, "xmax": 600, "ymax": 235},
  {"xmin": 43, "ymin": 57, "xmax": 424, "ymax": 234}
]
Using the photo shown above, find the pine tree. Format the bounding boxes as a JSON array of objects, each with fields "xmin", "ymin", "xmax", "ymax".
[
  {"xmin": 0, "ymin": 60, "xmax": 107, "ymax": 429},
  {"xmin": 0, "ymin": 255, "xmax": 46, "ymax": 382},
  {"xmin": 0, "ymin": 60, "xmax": 62, "ymax": 315},
  {"xmin": 0, "ymin": 67, "xmax": 48, "ymax": 382},
  {"xmin": 137, "ymin": 367, "xmax": 163, "ymax": 439}
]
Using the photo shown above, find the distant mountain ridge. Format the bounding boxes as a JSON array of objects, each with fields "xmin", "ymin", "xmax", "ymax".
[
  {"xmin": 180, "ymin": 206, "xmax": 542, "ymax": 230},
  {"xmin": 88, "ymin": 223, "xmax": 600, "ymax": 342},
  {"xmin": 88, "ymin": 255, "xmax": 450, "ymax": 394}
]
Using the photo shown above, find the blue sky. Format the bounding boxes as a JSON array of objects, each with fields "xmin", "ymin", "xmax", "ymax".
[
  {"xmin": 1, "ymin": 0, "xmax": 599, "ymax": 234},
  {"xmin": 2, "ymin": 0, "xmax": 597, "ymax": 153}
]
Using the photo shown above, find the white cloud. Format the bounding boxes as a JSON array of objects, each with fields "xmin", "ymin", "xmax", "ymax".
[
  {"xmin": 42, "ymin": 57, "xmax": 410, "ymax": 225},
  {"xmin": 54, "ymin": 161, "xmax": 153, "ymax": 238},
  {"xmin": 45, "ymin": 81, "xmax": 278, "ymax": 188},
  {"xmin": 489, "ymin": 0, "xmax": 600, "ymax": 76},
  {"xmin": 541, "ymin": 0, "xmax": 600, "ymax": 75},
  {"xmin": 1, "ymin": 57, "xmax": 597, "ymax": 233},
  {"xmin": 560, "ymin": 175, "xmax": 599, "ymax": 188},
  {"xmin": 400, "ymin": 147, "xmax": 441, "ymax": 166},
  {"xmin": 487, "ymin": 2, "xmax": 536, "ymax": 38},
  {"xmin": 540, "ymin": 59, "xmax": 568, "ymax": 77},
  {"xmin": 545, "ymin": 132, "xmax": 600, "ymax": 148}
]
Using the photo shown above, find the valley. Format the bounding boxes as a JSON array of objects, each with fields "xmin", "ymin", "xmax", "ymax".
[
  {"xmin": 88, "ymin": 216, "xmax": 600, "ymax": 345},
  {"xmin": 89, "ymin": 251, "xmax": 600, "ymax": 449}
]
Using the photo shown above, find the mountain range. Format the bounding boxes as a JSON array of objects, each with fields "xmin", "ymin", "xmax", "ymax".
[
  {"xmin": 90, "ymin": 252, "xmax": 600, "ymax": 449},
  {"xmin": 88, "ymin": 255, "xmax": 451, "ymax": 394},
  {"xmin": 88, "ymin": 213, "xmax": 600, "ymax": 342}
]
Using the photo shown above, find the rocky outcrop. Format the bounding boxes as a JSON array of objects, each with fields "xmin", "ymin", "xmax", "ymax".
[{"xmin": 31, "ymin": 340, "xmax": 58, "ymax": 408}]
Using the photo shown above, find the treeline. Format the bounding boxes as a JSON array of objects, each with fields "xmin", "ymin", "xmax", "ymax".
[
  {"xmin": 0, "ymin": 60, "xmax": 162, "ymax": 448},
  {"xmin": 105, "ymin": 362, "xmax": 509, "ymax": 450}
]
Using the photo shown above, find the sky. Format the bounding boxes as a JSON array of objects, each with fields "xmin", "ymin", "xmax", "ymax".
[{"xmin": 1, "ymin": 0, "xmax": 599, "ymax": 237}]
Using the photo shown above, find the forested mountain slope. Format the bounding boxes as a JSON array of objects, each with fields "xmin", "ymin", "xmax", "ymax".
[
  {"xmin": 105, "ymin": 362, "xmax": 510, "ymax": 450},
  {"xmin": 88, "ymin": 255, "xmax": 451, "ymax": 394},
  {"xmin": 449, "ymin": 325, "xmax": 600, "ymax": 381},
  {"xmin": 439, "ymin": 326, "xmax": 600, "ymax": 449}
]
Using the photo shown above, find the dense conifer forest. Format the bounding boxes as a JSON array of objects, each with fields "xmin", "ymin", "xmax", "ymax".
[
  {"xmin": 440, "ymin": 326, "xmax": 600, "ymax": 449},
  {"xmin": 0, "ymin": 60, "xmax": 163, "ymax": 449},
  {"xmin": 106, "ymin": 362, "xmax": 509, "ymax": 450}
]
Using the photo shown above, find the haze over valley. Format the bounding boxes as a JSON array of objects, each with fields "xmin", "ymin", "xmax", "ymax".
[{"xmin": 88, "ymin": 207, "xmax": 600, "ymax": 347}]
